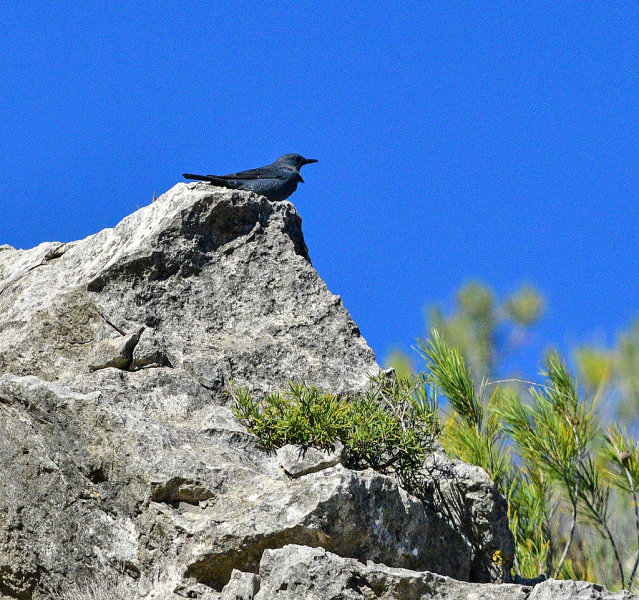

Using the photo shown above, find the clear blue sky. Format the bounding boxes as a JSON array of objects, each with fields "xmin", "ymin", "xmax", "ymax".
[{"xmin": 2, "ymin": 2, "xmax": 638, "ymax": 375}]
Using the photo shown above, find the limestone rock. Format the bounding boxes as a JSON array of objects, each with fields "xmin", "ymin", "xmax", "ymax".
[
  {"xmin": 130, "ymin": 328, "xmax": 172, "ymax": 370},
  {"xmin": 0, "ymin": 184, "xmax": 622, "ymax": 600},
  {"xmin": 249, "ymin": 545, "xmax": 633, "ymax": 600},
  {"xmin": 0, "ymin": 372, "xmax": 469, "ymax": 596},
  {"xmin": 221, "ymin": 570, "xmax": 260, "ymax": 600},
  {"xmin": 0, "ymin": 184, "xmax": 377, "ymax": 395},
  {"xmin": 254, "ymin": 544, "xmax": 528, "ymax": 600},
  {"xmin": 276, "ymin": 442, "xmax": 343, "ymax": 478},
  {"xmin": 420, "ymin": 444, "xmax": 514, "ymax": 582},
  {"xmin": 87, "ymin": 330, "xmax": 140, "ymax": 372},
  {"xmin": 527, "ymin": 579, "xmax": 634, "ymax": 600}
]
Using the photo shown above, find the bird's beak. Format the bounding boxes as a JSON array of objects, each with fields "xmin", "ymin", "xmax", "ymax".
[{"xmin": 303, "ymin": 158, "xmax": 318, "ymax": 165}]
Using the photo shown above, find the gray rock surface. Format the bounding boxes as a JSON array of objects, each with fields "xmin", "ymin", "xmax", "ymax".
[
  {"xmin": 229, "ymin": 545, "xmax": 633, "ymax": 600},
  {"xmin": 254, "ymin": 544, "xmax": 528, "ymax": 599},
  {"xmin": 528, "ymin": 580, "xmax": 634, "ymax": 600},
  {"xmin": 0, "ymin": 184, "xmax": 625, "ymax": 600},
  {"xmin": 0, "ymin": 184, "xmax": 375, "ymax": 393},
  {"xmin": 87, "ymin": 330, "xmax": 141, "ymax": 371},
  {"xmin": 221, "ymin": 570, "xmax": 260, "ymax": 600},
  {"xmin": 0, "ymin": 370, "xmax": 473, "ymax": 595},
  {"xmin": 419, "ymin": 444, "xmax": 514, "ymax": 582},
  {"xmin": 276, "ymin": 442, "xmax": 343, "ymax": 478},
  {"xmin": 130, "ymin": 328, "xmax": 172, "ymax": 371}
]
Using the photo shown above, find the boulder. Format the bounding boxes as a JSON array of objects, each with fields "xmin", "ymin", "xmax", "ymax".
[
  {"xmin": 253, "ymin": 544, "xmax": 526, "ymax": 600},
  {"xmin": 237, "ymin": 545, "xmax": 633, "ymax": 600},
  {"xmin": 419, "ymin": 444, "xmax": 514, "ymax": 582},
  {"xmin": 0, "ymin": 184, "xmax": 615, "ymax": 599},
  {"xmin": 0, "ymin": 184, "xmax": 376, "ymax": 394},
  {"xmin": 87, "ymin": 330, "xmax": 141, "ymax": 372},
  {"xmin": 0, "ymin": 372, "xmax": 472, "ymax": 594}
]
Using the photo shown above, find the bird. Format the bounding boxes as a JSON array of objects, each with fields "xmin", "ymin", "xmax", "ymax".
[{"xmin": 183, "ymin": 154, "xmax": 318, "ymax": 202}]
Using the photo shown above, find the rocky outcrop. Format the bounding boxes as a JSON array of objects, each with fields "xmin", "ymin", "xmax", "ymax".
[
  {"xmin": 218, "ymin": 545, "xmax": 634, "ymax": 600},
  {"xmin": 0, "ymin": 184, "xmax": 626, "ymax": 599},
  {"xmin": 0, "ymin": 184, "xmax": 375, "ymax": 394}
]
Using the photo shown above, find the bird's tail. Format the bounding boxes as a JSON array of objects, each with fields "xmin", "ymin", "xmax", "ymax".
[
  {"xmin": 183, "ymin": 173, "xmax": 214, "ymax": 182},
  {"xmin": 183, "ymin": 174, "xmax": 241, "ymax": 190}
]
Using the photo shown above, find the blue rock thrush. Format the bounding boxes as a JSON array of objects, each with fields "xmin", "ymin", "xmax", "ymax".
[{"xmin": 183, "ymin": 154, "xmax": 318, "ymax": 202}]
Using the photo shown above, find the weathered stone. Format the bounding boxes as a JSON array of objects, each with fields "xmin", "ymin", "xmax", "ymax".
[
  {"xmin": 221, "ymin": 570, "xmax": 260, "ymax": 600},
  {"xmin": 0, "ymin": 184, "xmax": 624, "ymax": 600},
  {"xmin": 419, "ymin": 444, "xmax": 514, "ymax": 583},
  {"xmin": 0, "ymin": 185, "xmax": 377, "ymax": 395},
  {"xmin": 254, "ymin": 544, "xmax": 528, "ymax": 600},
  {"xmin": 174, "ymin": 580, "xmax": 222, "ymax": 600},
  {"xmin": 276, "ymin": 442, "xmax": 343, "ymax": 478},
  {"xmin": 249, "ymin": 545, "xmax": 633, "ymax": 600},
  {"xmin": 130, "ymin": 328, "xmax": 172, "ymax": 371},
  {"xmin": 0, "ymin": 372, "xmax": 472, "ymax": 596},
  {"xmin": 527, "ymin": 579, "xmax": 634, "ymax": 600},
  {"xmin": 87, "ymin": 331, "xmax": 140, "ymax": 372}
]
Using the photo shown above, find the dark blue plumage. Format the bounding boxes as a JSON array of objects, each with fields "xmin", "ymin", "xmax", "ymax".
[{"xmin": 183, "ymin": 154, "xmax": 318, "ymax": 202}]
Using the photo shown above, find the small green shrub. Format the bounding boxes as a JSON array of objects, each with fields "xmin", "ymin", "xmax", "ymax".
[{"xmin": 231, "ymin": 373, "xmax": 440, "ymax": 492}]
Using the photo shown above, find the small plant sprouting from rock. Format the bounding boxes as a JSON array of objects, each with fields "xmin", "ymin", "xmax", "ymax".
[{"xmin": 231, "ymin": 374, "xmax": 441, "ymax": 491}]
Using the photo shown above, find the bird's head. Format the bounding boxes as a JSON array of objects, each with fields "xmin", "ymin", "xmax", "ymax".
[{"xmin": 276, "ymin": 153, "xmax": 318, "ymax": 171}]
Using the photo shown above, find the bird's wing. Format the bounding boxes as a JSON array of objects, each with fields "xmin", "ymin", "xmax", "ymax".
[{"xmin": 214, "ymin": 166, "xmax": 286, "ymax": 180}]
